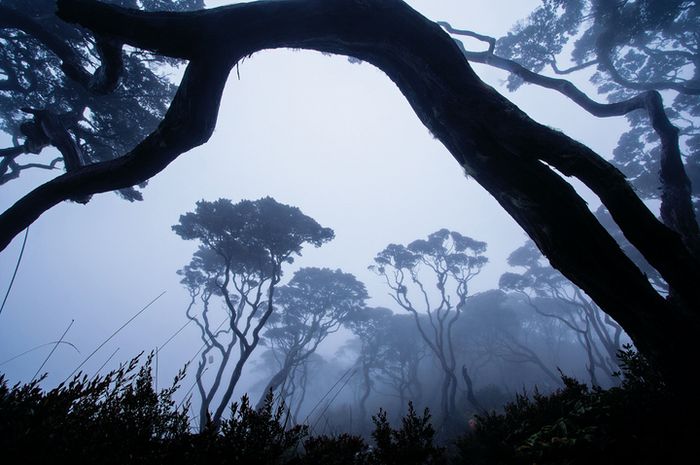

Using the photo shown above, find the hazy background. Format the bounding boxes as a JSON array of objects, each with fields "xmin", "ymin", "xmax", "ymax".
[{"xmin": 0, "ymin": 0, "xmax": 627, "ymax": 406}]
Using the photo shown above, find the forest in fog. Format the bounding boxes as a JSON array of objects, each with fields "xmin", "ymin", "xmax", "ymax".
[{"xmin": 0, "ymin": 0, "xmax": 698, "ymax": 463}]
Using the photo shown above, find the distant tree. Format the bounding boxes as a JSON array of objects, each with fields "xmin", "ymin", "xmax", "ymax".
[
  {"xmin": 500, "ymin": 241, "xmax": 625, "ymax": 386},
  {"xmin": 0, "ymin": 0, "xmax": 203, "ymax": 198},
  {"xmin": 344, "ymin": 306, "xmax": 393, "ymax": 423},
  {"xmin": 372, "ymin": 314, "xmax": 428, "ymax": 412},
  {"xmin": 345, "ymin": 309, "xmax": 427, "ymax": 421},
  {"xmin": 258, "ymin": 267, "xmax": 368, "ymax": 410},
  {"xmin": 173, "ymin": 197, "xmax": 334, "ymax": 429},
  {"xmin": 455, "ymin": 290, "xmax": 563, "ymax": 396},
  {"xmin": 371, "ymin": 229, "xmax": 487, "ymax": 421},
  {"xmin": 283, "ymin": 351, "xmax": 326, "ymax": 424}
]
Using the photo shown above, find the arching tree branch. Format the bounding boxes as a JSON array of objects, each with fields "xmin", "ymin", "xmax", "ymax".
[
  {"xmin": 0, "ymin": 0, "xmax": 697, "ymax": 390},
  {"xmin": 440, "ymin": 21, "xmax": 700, "ymax": 259}
]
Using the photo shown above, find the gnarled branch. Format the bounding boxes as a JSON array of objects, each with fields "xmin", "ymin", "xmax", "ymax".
[
  {"xmin": 440, "ymin": 21, "xmax": 700, "ymax": 260},
  {"xmin": 0, "ymin": 0, "xmax": 697, "ymax": 390}
]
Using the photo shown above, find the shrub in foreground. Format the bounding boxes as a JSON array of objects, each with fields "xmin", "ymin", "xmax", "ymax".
[
  {"xmin": 3, "ymin": 347, "xmax": 696, "ymax": 464},
  {"xmin": 457, "ymin": 346, "xmax": 697, "ymax": 465}
]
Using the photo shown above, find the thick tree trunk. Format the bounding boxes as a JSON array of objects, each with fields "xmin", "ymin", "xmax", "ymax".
[{"xmin": 1, "ymin": 0, "xmax": 697, "ymax": 395}]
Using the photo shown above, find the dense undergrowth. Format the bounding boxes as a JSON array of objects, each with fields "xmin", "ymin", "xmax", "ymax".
[{"xmin": 1, "ymin": 348, "xmax": 695, "ymax": 464}]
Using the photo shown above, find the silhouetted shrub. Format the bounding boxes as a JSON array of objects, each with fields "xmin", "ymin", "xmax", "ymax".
[
  {"xmin": 1, "ymin": 353, "xmax": 189, "ymax": 464},
  {"xmin": 456, "ymin": 345, "xmax": 697, "ymax": 465},
  {"xmin": 295, "ymin": 433, "xmax": 369, "ymax": 465},
  {"xmin": 1, "ymin": 356, "xmax": 447, "ymax": 465},
  {"xmin": 371, "ymin": 402, "xmax": 445, "ymax": 465},
  {"xmin": 7, "ymin": 347, "xmax": 687, "ymax": 464},
  {"xmin": 214, "ymin": 391, "xmax": 308, "ymax": 464}
]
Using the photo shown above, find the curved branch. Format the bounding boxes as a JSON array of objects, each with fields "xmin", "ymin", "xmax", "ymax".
[
  {"xmin": 442, "ymin": 21, "xmax": 700, "ymax": 290},
  {"xmin": 0, "ymin": 55, "xmax": 230, "ymax": 248},
  {"xmin": 437, "ymin": 21, "xmax": 495, "ymax": 54},
  {"xmin": 0, "ymin": 145, "xmax": 26, "ymax": 159},
  {"xmin": 0, "ymin": 0, "xmax": 695, "ymax": 389},
  {"xmin": 550, "ymin": 59, "xmax": 598, "ymax": 75},
  {"xmin": 0, "ymin": 156, "xmax": 59, "ymax": 186}
]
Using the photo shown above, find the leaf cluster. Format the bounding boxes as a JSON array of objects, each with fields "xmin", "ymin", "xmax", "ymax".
[
  {"xmin": 174, "ymin": 197, "xmax": 334, "ymax": 278},
  {"xmin": 456, "ymin": 347, "xmax": 694, "ymax": 465}
]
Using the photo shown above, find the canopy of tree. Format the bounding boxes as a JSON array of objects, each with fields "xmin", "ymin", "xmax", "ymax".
[
  {"xmin": 0, "ymin": 0, "xmax": 204, "ymax": 198},
  {"xmin": 173, "ymin": 196, "xmax": 334, "ymax": 428}
]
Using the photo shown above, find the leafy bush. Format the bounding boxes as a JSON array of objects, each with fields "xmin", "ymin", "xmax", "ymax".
[
  {"xmin": 1, "ymin": 357, "xmax": 445, "ymax": 465},
  {"xmin": 456, "ymin": 346, "xmax": 697, "ymax": 465},
  {"xmin": 214, "ymin": 392, "xmax": 308, "ymax": 464},
  {"xmin": 1, "ymin": 353, "xmax": 189, "ymax": 464},
  {"xmin": 6, "ymin": 347, "xmax": 687, "ymax": 464},
  {"xmin": 295, "ymin": 433, "xmax": 369, "ymax": 465},
  {"xmin": 371, "ymin": 402, "xmax": 445, "ymax": 465}
]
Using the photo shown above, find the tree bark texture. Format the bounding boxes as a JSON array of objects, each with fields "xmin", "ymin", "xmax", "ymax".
[{"xmin": 0, "ymin": 0, "xmax": 698, "ymax": 393}]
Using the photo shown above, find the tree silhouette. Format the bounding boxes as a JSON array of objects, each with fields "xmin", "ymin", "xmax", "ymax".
[
  {"xmin": 440, "ymin": 1, "xmax": 699, "ymax": 253},
  {"xmin": 0, "ymin": 0, "xmax": 203, "ymax": 198},
  {"xmin": 496, "ymin": 1, "xmax": 700, "ymax": 215},
  {"xmin": 258, "ymin": 267, "xmax": 368, "ymax": 410},
  {"xmin": 345, "ymin": 308, "xmax": 427, "ymax": 422},
  {"xmin": 455, "ymin": 290, "xmax": 564, "ymax": 398},
  {"xmin": 345, "ymin": 306, "xmax": 393, "ymax": 424},
  {"xmin": 371, "ymin": 229, "xmax": 487, "ymax": 421},
  {"xmin": 0, "ymin": 0, "xmax": 698, "ymax": 397},
  {"xmin": 500, "ymin": 241, "xmax": 625, "ymax": 387},
  {"xmin": 372, "ymin": 314, "xmax": 427, "ymax": 413},
  {"xmin": 173, "ymin": 197, "xmax": 334, "ymax": 428}
]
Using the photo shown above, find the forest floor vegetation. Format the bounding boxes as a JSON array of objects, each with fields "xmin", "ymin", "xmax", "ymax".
[{"xmin": 1, "ymin": 348, "xmax": 695, "ymax": 464}]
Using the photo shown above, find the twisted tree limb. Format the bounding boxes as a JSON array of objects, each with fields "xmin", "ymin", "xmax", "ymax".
[
  {"xmin": 440, "ymin": 21, "xmax": 700, "ymax": 261},
  {"xmin": 0, "ymin": 0, "xmax": 697, "ymax": 391}
]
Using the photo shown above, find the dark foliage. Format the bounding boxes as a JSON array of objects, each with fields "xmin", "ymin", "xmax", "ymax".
[
  {"xmin": 0, "ymin": 0, "xmax": 204, "ymax": 196},
  {"xmin": 1, "ymin": 357, "xmax": 444, "ymax": 465},
  {"xmin": 202, "ymin": 392, "xmax": 308, "ymax": 465},
  {"xmin": 456, "ymin": 346, "xmax": 696, "ymax": 465},
  {"xmin": 294, "ymin": 434, "xmax": 370, "ymax": 465},
  {"xmin": 371, "ymin": 403, "xmax": 445, "ymax": 465},
  {"xmin": 1, "ymin": 353, "xmax": 190, "ymax": 464},
  {"xmin": 3, "ymin": 347, "xmax": 695, "ymax": 464}
]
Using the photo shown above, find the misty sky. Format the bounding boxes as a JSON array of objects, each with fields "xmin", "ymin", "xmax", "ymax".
[{"xmin": 0, "ymin": 0, "xmax": 628, "ymax": 402}]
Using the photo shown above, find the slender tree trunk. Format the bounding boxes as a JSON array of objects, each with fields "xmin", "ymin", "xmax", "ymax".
[
  {"xmin": 359, "ymin": 361, "xmax": 372, "ymax": 424},
  {"xmin": 292, "ymin": 363, "xmax": 309, "ymax": 424},
  {"xmin": 195, "ymin": 359, "xmax": 210, "ymax": 431},
  {"xmin": 439, "ymin": 362, "xmax": 451, "ymax": 421}
]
